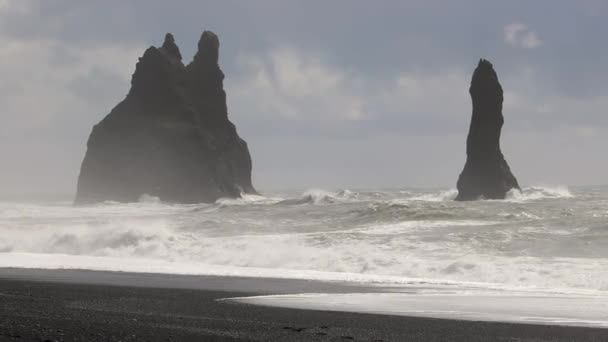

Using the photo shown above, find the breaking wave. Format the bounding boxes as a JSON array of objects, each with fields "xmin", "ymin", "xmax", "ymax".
[
  {"xmin": 506, "ymin": 186, "xmax": 573, "ymax": 202},
  {"xmin": 405, "ymin": 189, "xmax": 458, "ymax": 202},
  {"xmin": 0, "ymin": 186, "xmax": 606, "ymax": 297},
  {"xmin": 215, "ymin": 193, "xmax": 280, "ymax": 207},
  {"xmin": 277, "ymin": 189, "xmax": 358, "ymax": 205}
]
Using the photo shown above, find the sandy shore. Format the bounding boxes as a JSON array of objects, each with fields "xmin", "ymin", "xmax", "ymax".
[{"xmin": 0, "ymin": 268, "xmax": 607, "ymax": 341}]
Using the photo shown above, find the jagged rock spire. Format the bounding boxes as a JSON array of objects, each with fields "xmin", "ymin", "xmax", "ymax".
[
  {"xmin": 470, "ymin": 59, "xmax": 503, "ymax": 113},
  {"xmin": 194, "ymin": 31, "xmax": 220, "ymax": 65},
  {"xmin": 455, "ymin": 59, "xmax": 520, "ymax": 201},
  {"xmin": 160, "ymin": 32, "xmax": 182, "ymax": 61},
  {"xmin": 75, "ymin": 30, "xmax": 255, "ymax": 205}
]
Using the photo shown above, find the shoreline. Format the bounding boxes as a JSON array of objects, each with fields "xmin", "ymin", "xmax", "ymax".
[{"xmin": 1, "ymin": 268, "xmax": 607, "ymax": 341}]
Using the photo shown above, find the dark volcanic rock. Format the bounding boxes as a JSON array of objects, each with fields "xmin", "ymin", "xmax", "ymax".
[
  {"xmin": 75, "ymin": 31, "xmax": 256, "ymax": 204},
  {"xmin": 455, "ymin": 59, "xmax": 520, "ymax": 201}
]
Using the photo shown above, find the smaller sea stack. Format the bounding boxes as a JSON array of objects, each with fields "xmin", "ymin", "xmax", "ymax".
[{"xmin": 455, "ymin": 59, "xmax": 520, "ymax": 201}]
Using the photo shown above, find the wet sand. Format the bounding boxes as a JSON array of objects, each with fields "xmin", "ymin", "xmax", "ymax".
[{"xmin": 0, "ymin": 268, "xmax": 607, "ymax": 341}]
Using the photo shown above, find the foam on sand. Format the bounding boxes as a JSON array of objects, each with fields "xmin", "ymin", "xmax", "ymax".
[{"xmin": 229, "ymin": 291, "xmax": 608, "ymax": 328}]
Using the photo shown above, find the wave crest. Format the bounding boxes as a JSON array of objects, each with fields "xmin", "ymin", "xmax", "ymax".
[
  {"xmin": 277, "ymin": 189, "xmax": 357, "ymax": 205},
  {"xmin": 214, "ymin": 193, "xmax": 284, "ymax": 207},
  {"xmin": 406, "ymin": 189, "xmax": 458, "ymax": 202},
  {"xmin": 507, "ymin": 186, "xmax": 573, "ymax": 202}
]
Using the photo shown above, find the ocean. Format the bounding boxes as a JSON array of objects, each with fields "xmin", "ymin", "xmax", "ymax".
[{"xmin": 1, "ymin": 186, "xmax": 607, "ymax": 326}]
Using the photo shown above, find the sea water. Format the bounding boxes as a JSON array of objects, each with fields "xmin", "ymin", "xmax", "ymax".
[{"xmin": 1, "ymin": 186, "xmax": 607, "ymax": 326}]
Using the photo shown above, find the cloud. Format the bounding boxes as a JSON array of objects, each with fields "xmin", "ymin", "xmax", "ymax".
[
  {"xmin": 0, "ymin": 29, "xmax": 145, "ymax": 193},
  {"xmin": 0, "ymin": 0, "xmax": 30, "ymax": 14},
  {"xmin": 504, "ymin": 22, "xmax": 542, "ymax": 49},
  {"xmin": 225, "ymin": 46, "xmax": 608, "ymax": 188},
  {"xmin": 0, "ymin": 34, "xmax": 143, "ymax": 136},
  {"xmin": 229, "ymin": 47, "xmax": 367, "ymax": 123},
  {"xmin": 227, "ymin": 46, "xmax": 473, "ymax": 139},
  {"xmin": 379, "ymin": 70, "xmax": 469, "ymax": 122},
  {"xmin": 228, "ymin": 45, "xmax": 608, "ymax": 139}
]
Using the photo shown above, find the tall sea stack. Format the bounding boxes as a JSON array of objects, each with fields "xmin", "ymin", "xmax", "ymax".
[
  {"xmin": 75, "ymin": 31, "xmax": 256, "ymax": 204},
  {"xmin": 455, "ymin": 59, "xmax": 520, "ymax": 201}
]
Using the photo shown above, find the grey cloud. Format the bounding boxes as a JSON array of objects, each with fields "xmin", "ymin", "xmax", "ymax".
[{"xmin": 68, "ymin": 67, "xmax": 127, "ymax": 107}]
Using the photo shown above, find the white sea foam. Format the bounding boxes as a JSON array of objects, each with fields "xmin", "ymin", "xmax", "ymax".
[
  {"xmin": 352, "ymin": 220, "xmax": 498, "ymax": 235},
  {"xmin": 400, "ymin": 186, "xmax": 573, "ymax": 203},
  {"xmin": 215, "ymin": 193, "xmax": 282, "ymax": 206},
  {"xmin": 1, "ymin": 186, "xmax": 607, "ymax": 312},
  {"xmin": 506, "ymin": 186, "xmax": 573, "ymax": 202},
  {"xmin": 274, "ymin": 189, "xmax": 359, "ymax": 205},
  {"xmin": 299, "ymin": 188, "xmax": 359, "ymax": 204},
  {"xmin": 230, "ymin": 292, "xmax": 608, "ymax": 328},
  {"xmin": 2, "ymin": 252, "xmax": 607, "ymax": 298},
  {"xmin": 1, "ymin": 216, "xmax": 607, "ymax": 294},
  {"xmin": 406, "ymin": 189, "xmax": 458, "ymax": 202}
]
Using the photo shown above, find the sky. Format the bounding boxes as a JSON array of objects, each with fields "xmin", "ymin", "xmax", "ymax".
[{"xmin": 0, "ymin": 0, "xmax": 607, "ymax": 195}]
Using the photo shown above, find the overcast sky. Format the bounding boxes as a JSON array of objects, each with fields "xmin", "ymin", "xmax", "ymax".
[{"xmin": 0, "ymin": 0, "xmax": 606, "ymax": 195}]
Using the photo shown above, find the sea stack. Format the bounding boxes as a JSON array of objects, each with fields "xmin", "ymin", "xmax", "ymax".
[
  {"xmin": 75, "ymin": 31, "xmax": 256, "ymax": 204},
  {"xmin": 455, "ymin": 59, "xmax": 520, "ymax": 201}
]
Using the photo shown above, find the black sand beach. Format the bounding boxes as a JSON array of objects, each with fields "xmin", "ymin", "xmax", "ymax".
[{"xmin": 0, "ymin": 269, "xmax": 607, "ymax": 341}]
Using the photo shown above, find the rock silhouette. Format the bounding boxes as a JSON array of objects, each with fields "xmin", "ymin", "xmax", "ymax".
[
  {"xmin": 455, "ymin": 59, "xmax": 520, "ymax": 201},
  {"xmin": 75, "ymin": 31, "xmax": 256, "ymax": 204}
]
